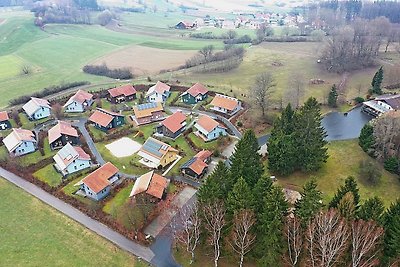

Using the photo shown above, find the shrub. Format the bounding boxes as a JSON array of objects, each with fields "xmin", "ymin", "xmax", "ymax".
[
  {"xmin": 223, "ymin": 35, "xmax": 252, "ymax": 44},
  {"xmin": 237, "ymin": 121, "xmax": 243, "ymax": 127},
  {"xmin": 83, "ymin": 64, "xmax": 133, "ymax": 80},
  {"xmin": 359, "ymin": 124, "xmax": 375, "ymax": 155},
  {"xmin": 354, "ymin": 96, "xmax": 365, "ymax": 104},
  {"xmin": 359, "ymin": 159, "xmax": 382, "ymax": 185},
  {"xmin": 384, "ymin": 157, "xmax": 399, "ymax": 174},
  {"xmin": 213, "ymin": 149, "xmax": 220, "ymax": 157}
]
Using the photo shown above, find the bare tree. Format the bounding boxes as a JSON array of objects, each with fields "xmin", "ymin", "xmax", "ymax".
[
  {"xmin": 199, "ymin": 45, "xmax": 214, "ymax": 63},
  {"xmin": 171, "ymin": 202, "xmax": 201, "ymax": 265},
  {"xmin": 203, "ymin": 201, "xmax": 226, "ymax": 267},
  {"xmin": 286, "ymin": 71, "xmax": 305, "ymax": 108},
  {"xmin": 21, "ymin": 65, "xmax": 32, "ymax": 75},
  {"xmin": 373, "ymin": 112, "xmax": 400, "ymax": 161},
  {"xmin": 229, "ymin": 209, "xmax": 256, "ymax": 267},
  {"xmin": 250, "ymin": 72, "xmax": 275, "ymax": 117},
  {"xmin": 226, "ymin": 30, "xmax": 237, "ymax": 40},
  {"xmin": 351, "ymin": 220, "xmax": 384, "ymax": 267},
  {"xmin": 52, "ymin": 103, "xmax": 64, "ymax": 119},
  {"xmin": 285, "ymin": 215, "xmax": 303, "ymax": 267},
  {"xmin": 306, "ymin": 209, "xmax": 350, "ymax": 267},
  {"xmin": 385, "ymin": 26, "xmax": 400, "ymax": 53}
]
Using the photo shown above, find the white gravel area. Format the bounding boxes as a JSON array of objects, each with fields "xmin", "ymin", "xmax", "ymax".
[{"xmin": 105, "ymin": 137, "xmax": 142, "ymax": 158}]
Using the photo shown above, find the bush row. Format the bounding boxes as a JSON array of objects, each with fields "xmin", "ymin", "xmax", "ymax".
[{"xmin": 83, "ymin": 64, "xmax": 133, "ymax": 80}]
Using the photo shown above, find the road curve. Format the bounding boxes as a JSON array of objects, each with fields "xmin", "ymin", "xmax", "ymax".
[{"xmin": 0, "ymin": 167, "xmax": 155, "ymax": 264}]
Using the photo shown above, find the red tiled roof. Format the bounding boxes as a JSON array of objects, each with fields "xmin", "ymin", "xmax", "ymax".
[
  {"xmin": 196, "ymin": 115, "xmax": 221, "ymax": 133},
  {"xmin": 210, "ymin": 94, "xmax": 239, "ymax": 111},
  {"xmin": 195, "ymin": 150, "xmax": 213, "ymax": 161},
  {"xmin": 146, "ymin": 173, "xmax": 168, "ymax": 199},
  {"xmin": 0, "ymin": 111, "xmax": 9, "ymax": 121},
  {"xmin": 72, "ymin": 90, "xmax": 93, "ymax": 104},
  {"xmin": 75, "ymin": 146, "xmax": 91, "ymax": 161},
  {"xmin": 48, "ymin": 121, "xmax": 78, "ymax": 144},
  {"xmin": 161, "ymin": 111, "xmax": 186, "ymax": 133},
  {"xmin": 153, "ymin": 81, "xmax": 170, "ymax": 94},
  {"xmin": 89, "ymin": 110, "xmax": 114, "ymax": 128},
  {"xmin": 189, "ymin": 158, "xmax": 208, "ymax": 175},
  {"xmin": 186, "ymin": 83, "xmax": 208, "ymax": 97},
  {"xmin": 82, "ymin": 162, "xmax": 119, "ymax": 193},
  {"xmin": 108, "ymin": 85, "xmax": 136, "ymax": 98}
]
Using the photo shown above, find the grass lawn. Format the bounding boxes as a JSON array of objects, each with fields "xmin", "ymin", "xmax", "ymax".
[
  {"xmin": 165, "ymin": 91, "xmax": 180, "ymax": 106},
  {"xmin": 103, "ymin": 182, "xmax": 134, "ymax": 217},
  {"xmin": 33, "ymin": 164, "xmax": 62, "ymax": 187},
  {"xmin": 188, "ymin": 133, "xmax": 218, "ymax": 151},
  {"xmin": 88, "ymin": 124, "xmax": 108, "ymax": 141},
  {"xmin": 276, "ymin": 140, "xmax": 400, "ymax": 207},
  {"xmin": 0, "ymin": 178, "xmax": 145, "ymax": 266}
]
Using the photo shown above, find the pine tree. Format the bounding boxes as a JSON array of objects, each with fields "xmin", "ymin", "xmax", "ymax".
[
  {"xmin": 294, "ymin": 178, "xmax": 323, "ymax": 226},
  {"xmin": 294, "ymin": 97, "xmax": 328, "ymax": 171},
  {"xmin": 329, "ymin": 176, "xmax": 361, "ymax": 209},
  {"xmin": 230, "ymin": 129, "xmax": 264, "ymax": 187},
  {"xmin": 197, "ymin": 161, "xmax": 228, "ymax": 204},
  {"xmin": 383, "ymin": 200, "xmax": 400, "ymax": 261},
  {"xmin": 253, "ymin": 175, "xmax": 273, "ymax": 213},
  {"xmin": 328, "ymin": 84, "xmax": 338, "ymax": 108},
  {"xmin": 227, "ymin": 177, "xmax": 254, "ymax": 215},
  {"xmin": 371, "ymin": 66, "xmax": 384, "ymax": 95},
  {"xmin": 256, "ymin": 186, "xmax": 288, "ymax": 266},
  {"xmin": 359, "ymin": 123, "xmax": 375, "ymax": 154},
  {"xmin": 272, "ymin": 103, "xmax": 296, "ymax": 135},
  {"xmin": 357, "ymin": 196, "xmax": 385, "ymax": 222},
  {"xmin": 337, "ymin": 192, "xmax": 356, "ymax": 220}
]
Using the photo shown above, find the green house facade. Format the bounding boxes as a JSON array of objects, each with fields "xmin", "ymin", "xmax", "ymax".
[{"xmin": 181, "ymin": 83, "xmax": 209, "ymax": 105}]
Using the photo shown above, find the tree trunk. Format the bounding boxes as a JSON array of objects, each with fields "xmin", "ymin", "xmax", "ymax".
[{"xmin": 239, "ymin": 254, "xmax": 244, "ymax": 267}]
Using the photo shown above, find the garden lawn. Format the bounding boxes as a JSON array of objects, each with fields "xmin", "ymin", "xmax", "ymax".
[
  {"xmin": 188, "ymin": 133, "xmax": 218, "ymax": 151},
  {"xmin": 33, "ymin": 164, "xmax": 61, "ymax": 187},
  {"xmin": 276, "ymin": 140, "xmax": 400, "ymax": 207},
  {"xmin": 103, "ymin": 182, "xmax": 134, "ymax": 217},
  {"xmin": 0, "ymin": 178, "xmax": 144, "ymax": 266}
]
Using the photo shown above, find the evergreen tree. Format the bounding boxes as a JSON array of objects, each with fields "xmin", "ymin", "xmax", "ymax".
[
  {"xmin": 227, "ymin": 177, "xmax": 254, "ymax": 215},
  {"xmin": 329, "ymin": 176, "xmax": 361, "ymax": 210},
  {"xmin": 328, "ymin": 84, "xmax": 338, "ymax": 108},
  {"xmin": 230, "ymin": 129, "xmax": 264, "ymax": 187},
  {"xmin": 272, "ymin": 103, "xmax": 296, "ymax": 135},
  {"xmin": 337, "ymin": 192, "xmax": 356, "ymax": 220},
  {"xmin": 383, "ymin": 200, "xmax": 400, "ymax": 261},
  {"xmin": 253, "ymin": 175, "xmax": 273, "ymax": 213},
  {"xmin": 197, "ymin": 161, "xmax": 228, "ymax": 203},
  {"xmin": 256, "ymin": 186, "xmax": 288, "ymax": 266},
  {"xmin": 294, "ymin": 178, "xmax": 323, "ymax": 226},
  {"xmin": 294, "ymin": 97, "xmax": 328, "ymax": 171},
  {"xmin": 371, "ymin": 66, "xmax": 384, "ymax": 95},
  {"xmin": 384, "ymin": 157, "xmax": 399, "ymax": 174},
  {"xmin": 358, "ymin": 123, "xmax": 375, "ymax": 154},
  {"xmin": 357, "ymin": 196, "xmax": 385, "ymax": 222}
]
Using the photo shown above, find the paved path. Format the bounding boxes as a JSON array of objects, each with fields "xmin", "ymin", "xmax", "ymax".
[{"xmin": 0, "ymin": 167, "xmax": 155, "ymax": 264}]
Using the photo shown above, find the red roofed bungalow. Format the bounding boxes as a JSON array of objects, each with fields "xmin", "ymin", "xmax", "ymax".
[
  {"xmin": 180, "ymin": 150, "xmax": 213, "ymax": 179},
  {"xmin": 181, "ymin": 83, "xmax": 209, "ymax": 104},
  {"xmin": 88, "ymin": 108, "xmax": 125, "ymax": 132},
  {"xmin": 0, "ymin": 111, "xmax": 11, "ymax": 130},
  {"xmin": 48, "ymin": 121, "xmax": 79, "ymax": 150},
  {"xmin": 107, "ymin": 84, "xmax": 137, "ymax": 103},
  {"xmin": 129, "ymin": 171, "xmax": 168, "ymax": 200},
  {"xmin": 156, "ymin": 111, "xmax": 186, "ymax": 139},
  {"xmin": 175, "ymin": 21, "xmax": 194, "ymax": 29}
]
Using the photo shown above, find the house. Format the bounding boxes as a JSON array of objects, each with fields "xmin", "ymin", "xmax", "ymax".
[
  {"xmin": 362, "ymin": 94, "xmax": 400, "ymax": 117},
  {"xmin": 48, "ymin": 121, "xmax": 79, "ymax": 150},
  {"xmin": 156, "ymin": 111, "xmax": 186, "ymax": 139},
  {"xmin": 3, "ymin": 128, "xmax": 36, "ymax": 157},
  {"xmin": 22, "ymin": 97, "xmax": 51, "ymax": 120},
  {"xmin": 180, "ymin": 150, "xmax": 212, "ymax": 178},
  {"xmin": 64, "ymin": 90, "xmax": 94, "ymax": 113},
  {"xmin": 0, "ymin": 111, "xmax": 11, "ymax": 130},
  {"xmin": 145, "ymin": 81, "xmax": 171, "ymax": 103},
  {"xmin": 175, "ymin": 21, "xmax": 194, "ymax": 29},
  {"xmin": 53, "ymin": 143, "xmax": 91, "ymax": 176},
  {"xmin": 181, "ymin": 83, "xmax": 209, "ymax": 104},
  {"xmin": 210, "ymin": 94, "xmax": 242, "ymax": 116},
  {"xmin": 88, "ymin": 108, "xmax": 125, "ymax": 131},
  {"xmin": 194, "ymin": 18, "xmax": 205, "ymax": 27},
  {"xmin": 137, "ymin": 137, "xmax": 179, "ymax": 168},
  {"xmin": 129, "ymin": 171, "xmax": 168, "ymax": 199},
  {"xmin": 194, "ymin": 115, "xmax": 227, "ymax": 141},
  {"xmin": 132, "ymin": 102, "xmax": 165, "ymax": 126},
  {"xmin": 80, "ymin": 162, "xmax": 119, "ymax": 201},
  {"xmin": 222, "ymin": 20, "xmax": 235, "ymax": 29},
  {"xmin": 107, "ymin": 85, "xmax": 137, "ymax": 104}
]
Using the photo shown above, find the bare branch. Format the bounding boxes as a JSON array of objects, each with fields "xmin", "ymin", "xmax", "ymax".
[{"xmin": 284, "ymin": 215, "xmax": 303, "ymax": 266}]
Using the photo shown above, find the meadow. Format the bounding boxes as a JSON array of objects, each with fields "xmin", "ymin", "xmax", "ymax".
[{"xmin": 0, "ymin": 178, "xmax": 146, "ymax": 266}]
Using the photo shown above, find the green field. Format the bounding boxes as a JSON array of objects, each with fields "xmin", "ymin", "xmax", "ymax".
[{"xmin": 0, "ymin": 178, "xmax": 145, "ymax": 266}]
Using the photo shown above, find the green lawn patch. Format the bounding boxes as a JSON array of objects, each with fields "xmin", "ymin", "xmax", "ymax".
[
  {"xmin": 88, "ymin": 124, "xmax": 108, "ymax": 141},
  {"xmin": 103, "ymin": 182, "xmax": 134, "ymax": 217},
  {"xmin": 188, "ymin": 133, "xmax": 218, "ymax": 151},
  {"xmin": 0, "ymin": 178, "xmax": 144, "ymax": 266},
  {"xmin": 33, "ymin": 164, "xmax": 61, "ymax": 187}
]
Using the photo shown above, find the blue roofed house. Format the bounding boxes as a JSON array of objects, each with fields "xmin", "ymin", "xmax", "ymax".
[
  {"xmin": 146, "ymin": 81, "xmax": 171, "ymax": 103},
  {"xmin": 194, "ymin": 115, "xmax": 227, "ymax": 142},
  {"xmin": 22, "ymin": 97, "xmax": 51, "ymax": 120},
  {"xmin": 79, "ymin": 162, "xmax": 119, "ymax": 201},
  {"xmin": 64, "ymin": 90, "xmax": 94, "ymax": 113},
  {"xmin": 53, "ymin": 143, "xmax": 91, "ymax": 176},
  {"xmin": 3, "ymin": 128, "xmax": 37, "ymax": 157}
]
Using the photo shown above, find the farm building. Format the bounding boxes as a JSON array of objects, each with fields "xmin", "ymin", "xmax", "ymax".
[
  {"xmin": 210, "ymin": 94, "xmax": 242, "ymax": 116},
  {"xmin": 137, "ymin": 137, "xmax": 178, "ymax": 169},
  {"xmin": 53, "ymin": 143, "xmax": 91, "ymax": 176},
  {"xmin": 0, "ymin": 111, "xmax": 11, "ymax": 130},
  {"xmin": 48, "ymin": 121, "xmax": 79, "ymax": 150},
  {"xmin": 22, "ymin": 97, "xmax": 51, "ymax": 120},
  {"xmin": 180, "ymin": 150, "xmax": 212, "ymax": 179},
  {"xmin": 194, "ymin": 115, "xmax": 227, "ymax": 142},
  {"xmin": 107, "ymin": 85, "xmax": 137, "ymax": 103},
  {"xmin": 3, "ymin": 128, "xmax": 36, "ymax": 157},
  {"xmin": 129, "ymin": 171, "xmax": 168, "ymax": 200},
  {"xmin": 362, "ymin": 94, "xmax": 400, "ymax": 117},
  {"xmin": 175, "ymin": 21, "xmax": 194, "ymax": 29},
  {"xmin": 132, "ymin": 102, "xmax": 165, "ymax": 126},
  {"xmin": 145, "ymin": 81, "xmax": 171, "ymax": 103},
  {"xmin": 64, "ymin": 90, "xmax": 94, "ymax": 113},
  {"xmin": 80, "ymin": 162, "xmax": 119, "ymax": 201},
  {"xmin": 156, "ymin": 111, "xmax": 186, "ymax": 139},
  {"xmin": 88, "ymin": 108, "xmax": 125, "ymax": 131},
  {"xmin": 181, "ymin": 83, "xmax": 209, "ymax": 104}
]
